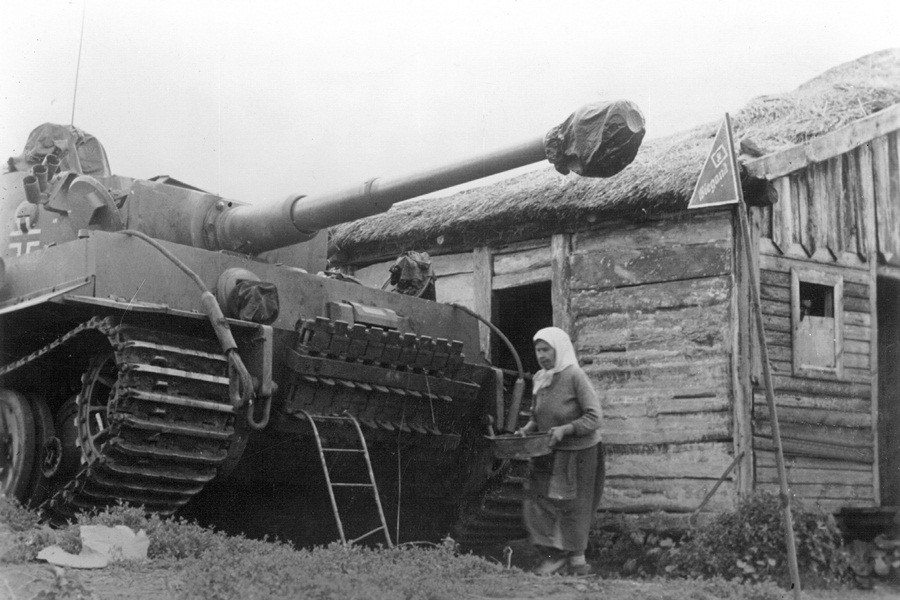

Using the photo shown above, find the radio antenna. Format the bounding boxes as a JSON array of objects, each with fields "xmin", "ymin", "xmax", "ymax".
[{"xmin": 71, "ymin": 1, "xmax": 87, "ymax": 125}]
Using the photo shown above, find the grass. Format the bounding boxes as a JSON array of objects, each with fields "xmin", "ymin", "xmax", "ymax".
[{"xmin": 0, "ymin": 497, "xmax": 801, "ymax": 600}]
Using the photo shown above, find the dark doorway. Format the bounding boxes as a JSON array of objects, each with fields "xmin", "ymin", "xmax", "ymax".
[
  {"xmin": 491, "ymin": 281, "xmax": 553, "ymax": 375},
  {"xmin": 877, "ymin": 276, "xmax": 900, "ymax": 506}
]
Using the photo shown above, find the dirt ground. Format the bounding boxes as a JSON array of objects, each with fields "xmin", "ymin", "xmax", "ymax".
[
  {"xmin": 2, "ymin": 524, "xmax": 899, "ymax": 600},
  {"xmin": 3, "ymin": 559, "xmax": 900, "ymax": 600},
  {"xmin": 3, "ymin": 558, "xmax": 900, "ymax": 600}
]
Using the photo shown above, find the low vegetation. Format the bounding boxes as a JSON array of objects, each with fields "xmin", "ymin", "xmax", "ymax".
[
  {"xmin": 0, "ymin": 495, "xmax": 862, "ymax": 600},
  {"xmin": 666, "ymin": 492, "xmax": 851, "ymax": 587},
  {"xmin": 2, "ymin": 499, "xmax": 517, "ymax": 599},
  {"xmin": 0, "ymin": 494, "xmax": 41, "ymax": 532},
  {"xmin": 591, "ymin": 491, "xmax": 858, "ymax": 589}
]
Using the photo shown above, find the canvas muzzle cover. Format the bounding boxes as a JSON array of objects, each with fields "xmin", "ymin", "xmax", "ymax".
[{"xmin": 544, "ymin": 99, "xmax": 646, "ymax": 178}]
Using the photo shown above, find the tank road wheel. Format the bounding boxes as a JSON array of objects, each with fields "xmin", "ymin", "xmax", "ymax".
[
  {"xmin": 54, "ymin": 398, "xmax": 82, "ymax": 481},
  {"xmin": 0, "ymin": 389, "xmax": 37, "ymax": 503},
  {"xmin": 76, "ymin": 354, "xmax": 118, "ymax": 465},
  {"xmin": 26, "ymin": 397, "xmax": 58, "ymax": 507}
]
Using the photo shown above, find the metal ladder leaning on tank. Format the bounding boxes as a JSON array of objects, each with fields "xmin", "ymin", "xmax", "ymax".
[{"xmin": 298, "ymin": 410, "xmax": 393, "ymax": 548}]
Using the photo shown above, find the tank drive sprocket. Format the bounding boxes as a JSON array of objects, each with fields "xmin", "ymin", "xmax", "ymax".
[{"xmin": 0, "ymin": 317, "xmax": 245, "ymax": 519}]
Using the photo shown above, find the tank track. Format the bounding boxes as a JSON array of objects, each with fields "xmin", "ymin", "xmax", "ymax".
[
  {"xmin": 453, "ymin": 460, "xmax": 529, "ymax": 548},
  {"xmin": 0, "ymin": 317, "xmax": 240, "ymax": 520}
]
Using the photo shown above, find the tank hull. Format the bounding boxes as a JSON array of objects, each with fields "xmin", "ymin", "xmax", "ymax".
[
  {"xmin": 0, "ymin": 231, "xmax": 516, "ymax": 543},
  {"xmin": 0, "ymin": 231, "xmax": 481, "ymax": 347}
]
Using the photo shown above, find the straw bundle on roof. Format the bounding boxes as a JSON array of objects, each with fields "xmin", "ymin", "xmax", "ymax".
[{"xmin": 330, "ymin": 49, "xmax": 900, "ymax": 262}]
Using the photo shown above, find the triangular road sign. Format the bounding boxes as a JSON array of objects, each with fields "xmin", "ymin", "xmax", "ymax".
[{"xmin": 688, "ymin": 115, "xmax": 741, "ymax": 209}]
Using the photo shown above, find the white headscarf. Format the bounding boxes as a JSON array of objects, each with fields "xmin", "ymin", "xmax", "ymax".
[{"xmin": 532, "ymin": 327, "xmax": 578, "ymax": 394}]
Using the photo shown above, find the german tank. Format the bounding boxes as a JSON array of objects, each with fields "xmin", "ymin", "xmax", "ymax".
[{"xmin": 0, "ymin": 101, "xmax": 644, "ymax": 546}]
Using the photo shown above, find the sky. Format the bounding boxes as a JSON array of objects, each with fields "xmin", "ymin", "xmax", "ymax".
[{"xmin": 1, "ymin": 0, "xmax": 898, "ymax": 206}]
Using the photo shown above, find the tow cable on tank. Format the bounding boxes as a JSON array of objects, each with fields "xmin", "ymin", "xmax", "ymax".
[
  {"xmin": 449, "ymin": 303, "xmax": 526, "ymax": 433},
  {"xmin": 120, "ymin": 229, "xmax": 270, "ymax": 430}
]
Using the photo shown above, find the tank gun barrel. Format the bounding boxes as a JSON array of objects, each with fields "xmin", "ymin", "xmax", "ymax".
[
  {"xmin": 216, "ymin": 137, "xmax": 547, "ymax": 253},
  {"xmin": 295, "ymin": 136, "xmax": 549, "ymax": 233},
  {"xmin": 210, "ymin": 99, "xmax": 645, "ymax": 254}
]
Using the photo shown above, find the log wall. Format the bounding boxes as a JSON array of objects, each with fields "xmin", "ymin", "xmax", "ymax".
[
  {"xmin": 754, "ymin": 253, "xmax": 876, "ymax": 512},
  {"xmin": 568, "ymin": 211, "xmax": 740, "ymax": 513},
  {"xmin": 753, "ymin": 132, "xmax": 887, "ymax": 512}
]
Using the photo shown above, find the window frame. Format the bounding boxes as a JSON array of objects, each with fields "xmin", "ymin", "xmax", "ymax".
[{"xmin": 790, "ymin": 267, "xmax": 844, "ymax": 379}]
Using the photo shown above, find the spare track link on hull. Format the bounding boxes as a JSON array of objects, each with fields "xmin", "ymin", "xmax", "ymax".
[
  {"xmin": 286, "ymin": 317, "xmax": 478, "ymax": 438},
  {"xmin": 1, "ymin": 316, "xmax": 239, "ymax": 520}
]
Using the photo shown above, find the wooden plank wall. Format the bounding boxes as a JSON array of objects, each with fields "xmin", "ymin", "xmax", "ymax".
[
  {"xmin": 753, "ymin": 135, "xmax": 888, "ymax": 512},
  {"xmin": 755, "ymin": 255, "xmax": 875, "ymax": 511},
  {"xmin": 872, "ymin": 131, "xmax": 899, "ymax": 266},
  {"xmin": 760, "ymin": 131, "xmax": 899, "ymax": 267},
  {"xmin": 568, "ymin": 211, "xmax": 739, "ymax": 513}
]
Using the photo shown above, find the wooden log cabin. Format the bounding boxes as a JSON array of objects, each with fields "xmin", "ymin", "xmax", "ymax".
[{"xmin": 329, "ymin": 50, "xmax": 900, "ymax": 523}]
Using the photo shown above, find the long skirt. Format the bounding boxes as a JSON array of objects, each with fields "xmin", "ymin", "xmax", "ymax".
[{"xmin": 523, "ymin": 442, "xmax": 605, "ymax": 553}]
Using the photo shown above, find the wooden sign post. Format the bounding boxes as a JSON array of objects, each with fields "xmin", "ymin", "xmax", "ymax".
[{"xmin": 690, "ymin": 114, "xmax": 802, "ymax": 599}]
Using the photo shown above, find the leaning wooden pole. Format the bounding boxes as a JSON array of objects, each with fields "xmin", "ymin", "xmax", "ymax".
[{"xmin": 727, "ymin": 114, "xmax": 802, "ymax": 599}]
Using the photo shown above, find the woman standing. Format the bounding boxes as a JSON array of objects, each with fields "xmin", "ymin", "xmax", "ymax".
[{"xmin": 516, "ymin": 327, "xmax": 605, "ymax": 576}]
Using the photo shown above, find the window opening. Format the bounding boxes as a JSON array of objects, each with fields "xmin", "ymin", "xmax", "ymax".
[
  {"xmin": 799, "ymin": 281, "xmax": 834, "ymax": 319},
  {"xmin": 791, "ymin": 268, "xmax": 843, "ymax": 377}
]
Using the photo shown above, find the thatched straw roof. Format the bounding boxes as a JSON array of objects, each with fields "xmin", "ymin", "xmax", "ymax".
[{"xmin": 330, "ymin": 49, "xmax": 900, "ymax": 263}]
